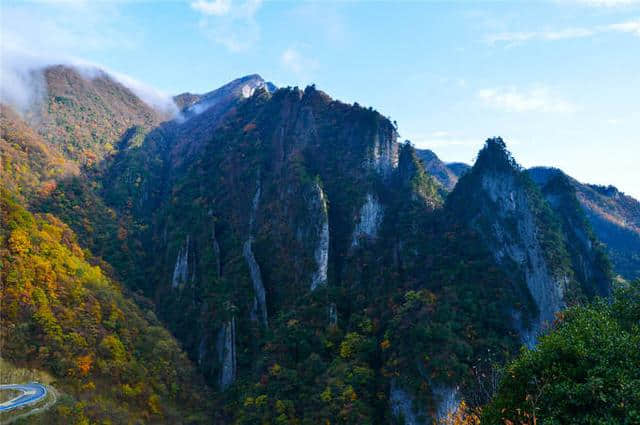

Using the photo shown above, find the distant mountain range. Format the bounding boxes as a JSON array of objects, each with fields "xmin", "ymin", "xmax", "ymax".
[
  {"xmin": 415, "ymin": 149, "xmax": 470, "ymax": 192},
  {"xmin": 528, "ymin": 167, "xmax": 640, "ymax": 280}
]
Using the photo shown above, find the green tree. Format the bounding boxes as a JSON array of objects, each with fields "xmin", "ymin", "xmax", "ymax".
[{"xmin": 483, "ymin": 280, "xmax": 640, "ymax": 425}]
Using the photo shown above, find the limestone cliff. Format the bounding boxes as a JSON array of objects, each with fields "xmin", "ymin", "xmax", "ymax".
[{"xmin": 447, "ymin": 138, "xmax": 576, "ymax": 343}]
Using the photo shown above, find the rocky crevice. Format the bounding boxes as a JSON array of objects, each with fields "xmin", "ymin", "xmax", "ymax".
[
  {"xmin": 244, "ymin": 177, "xmax": 268, "ymax": 327},
  {"xmin": 212, "ymin": 225, "xmax": 221, "ymax": 278},
  {"xmin": 390, "ymin": 382, "xmax": 461, "ymax": 425},
  {"xmin": 310, "ymin": 182, "xmax": 329, "ymax": 291},
  {"xmin": 172, "ymin": 236, "xmax": 191, "ymax": 289},
  {"xmin": 216, "ymin": 317, "xmax": 237, "ymax": 390},
  {"xmin": 390, "ymin": 381, "xmax": 422, "ymax": 425}
]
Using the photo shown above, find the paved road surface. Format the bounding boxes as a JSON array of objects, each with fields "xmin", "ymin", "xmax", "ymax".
[{"xmin": 0, "ymin": 383, "xmax": 47, "ymax": 412}]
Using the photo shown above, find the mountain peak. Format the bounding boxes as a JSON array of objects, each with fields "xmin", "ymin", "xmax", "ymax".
[
  {"xmin": 473, "ymin": 137, "xmax": 520, "ymax": 174},
  {"xmin": 175, "ymin": 74, "xmax": 276, "ymax": 118}
]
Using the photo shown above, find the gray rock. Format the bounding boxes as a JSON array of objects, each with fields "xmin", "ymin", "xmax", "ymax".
[
  {"xmin": 172, "ymin": 236, "xmax": 190, "ymax": 289},
  {"xmin": 352, "ymin": 193, "xmax": 384, "ymax": 247},
  {"xmin": 216, "ymin": 317, "xmax": 237, "ymax": 390},
  {"xmin": 311, "ymin": 182, "xmax": 329, "ymax": 291}
]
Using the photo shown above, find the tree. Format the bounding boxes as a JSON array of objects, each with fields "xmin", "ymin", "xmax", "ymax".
[{"xmin": 483, "ymin": 280, "xmax": 640, "ymax": 425}]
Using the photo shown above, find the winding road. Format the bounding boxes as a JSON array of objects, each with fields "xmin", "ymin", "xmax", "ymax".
[{"xmin": 0, "ymin": 383, "xmax": 47, "ymax": 412}]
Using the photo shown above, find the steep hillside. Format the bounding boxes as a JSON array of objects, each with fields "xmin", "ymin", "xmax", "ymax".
[
  {"xmin": 1, "ymin": 104, "xmax": 78, "ymax": 202},
  {"xmin": 170, "ymin": 74, "xmax": 275, "ymax": 165},
  {"xmin": 24, "ymin": 65, "xmax": 165, "ymax": 165},
  {"xmin": 529, "ymin": 167, "xmax": 640, "ymax": 280},
  {"xmin": 447, "ymin": 139, "xmax": 610, "ymax": 346},
  {"xmin": 527, "ymin": 168, "xmax": 612, "ymax": 297},
  {"xmin": 0, "ymin": 190, "xmax": 210, "ymax": 424}
]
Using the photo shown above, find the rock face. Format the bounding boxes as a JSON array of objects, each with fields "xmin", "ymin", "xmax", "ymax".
[
  {"xmin": 244, "ymin": 238, "xmax": 268, "ymax": 327},
  {"xmin": 216, "ymin": 317, "xmax": 237, "ymax": 390},
  {"xmin": 172, "ymin": 236, "xmax": 190, "ymax": 289},
  {"xmin": 176, "ymin": 74, "xmax": 274, "ymax": 118},
  {"xmin": 328, "ymin": 303, "xmax": 338, "ymax": 326},
  {"xmin": 448, "ymin": 138, "xmax": 574, "ymax": 343},
  {"xmin": 212, "ymin": 225, "xmax": 221, "ymax": 279},
  {"xmin": 390, "ymin": 381, "xmax": 423, "ymax": 425},
  {"xmin": 245, "ymin": 177, "xmax": 268, "ymax": 327},
  {"xmin": 310, "ymin": 182, "xmax": 329, "ymax": 290},
  {"xmin": 370, "ymin": 124, "xmax": 399, "ymax": 176},
  {"xmin": 481, "ymin": 171, "xmax": 567, "ymax": 338},
  {"xmin": 390, "ymin": 382, "xmax": 460, "ymax": 425},
  {"xmin": 433, "ymin": 385, "xmax": 461, "ymax": 421},
  {"xmin": 352, "ymin": 193, "xmax": 384, "ymax": 246}
]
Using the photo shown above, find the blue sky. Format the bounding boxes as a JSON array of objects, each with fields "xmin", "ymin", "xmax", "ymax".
[{"xmin": 2, "ymin": 0, "xmax": 639, "ymax": 197}]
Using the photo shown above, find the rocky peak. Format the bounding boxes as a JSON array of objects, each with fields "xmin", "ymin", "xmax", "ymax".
[
  {"xmin": 448, "ymin": 138, "xmax": 575, "ymax": 344},
  {"xmin": 178, "ymin": 74, "xmax": 275, "ymax": 118},
  {"xmin": 398, "ymin": 142, "xmax": 421, "ymax": 185},
  {"xmin": 397, "ymin": 142, "xmax": 441, "ymax": 205},
  {"xmin": 473, "ymin": 137, "xmax": 520, "ymax": 175}
]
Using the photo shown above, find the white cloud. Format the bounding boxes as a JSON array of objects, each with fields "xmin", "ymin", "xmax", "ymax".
[
  {"xmin": 487, "ymin": 18, "xmax": 640, "ymax": 44},
  {"xmin": 107, "ymin": 69, "xmax": 178, "ymax": 116},
  {"xmin": 190, "ymin": 0, "xmax": 232, "ymax": 16},
  {"xmin": 191, "ymin": 0, "xmax": 263, "ymax": 51},
  {"xmin": 567, "ymin": 0, "xmax": 640, "ymax": 6},
  {"xmin": 1, "ymin": 48, "xmax": 178, "ymax": 117},
  {"xmin": 477, "ymin": 87, "xmax": 576, "ymax": 113},
  {"xmin": 607, "ymin": 19, "xmax": 640, "ymax": 35},
  {"xmin": 487, "ymin": 28, "xmax": 595, "ymax": 44},
  {"xmin": 280, "ymin": 47, "xmax": 319, "ymax": 75},
  {"xmin": 0, "ymin": 2, "xmax": 177, "ymax": 115}
]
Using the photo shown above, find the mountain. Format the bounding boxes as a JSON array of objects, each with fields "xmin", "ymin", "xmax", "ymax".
[
  {"xmin": 529, "ymin": 167, "xmax": 640, "ymax": 280},
  {"xmin": 40, "ymin": 78, "xmax": 526, "ymax": 422},
  {"xmin": 91, "ymin": 85, "xmax": 548, "ymax": 423},
  {"xmin": 0, "ymin": 190, "xmax": 210, "ymax": 424},
  {"xmin": 415, "ymin": 148, "xmax": 469, "ymax": 191},
  {"xmin": 174, "ymin": 74, "xmax": 276, "ymax": 114},
  {"xmin": 1, "ymin": 65, "xmax": 629, "ymax": 424},
  {"xmin": 23, "ymin": 65, "xmax": 166, "ymax": 166},
  {"xmin": 447, "ymin": 162, "xmax": 471, "ymax": 177},
  {"xmin": 447, "ymin": 138, "xmax": 609, "ymax": 346}
]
